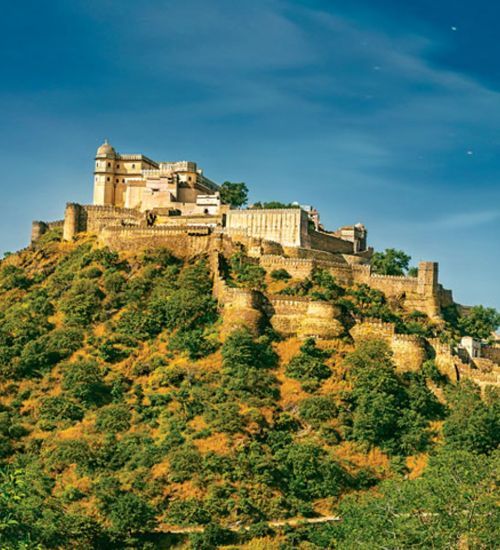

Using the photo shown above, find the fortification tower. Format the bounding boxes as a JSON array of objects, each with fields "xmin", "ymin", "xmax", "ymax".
[{"xmin": 93, "ymin": 139, "xmax": 117, "ymax": 206}]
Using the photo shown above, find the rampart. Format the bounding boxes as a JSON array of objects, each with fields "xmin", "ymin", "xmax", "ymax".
[
  {"xmin": 62, "ymin": 203, "xmax": 143, "ymax": 241},
  {"xmin": 225, "ymin": 208, "xmax": 308, "ymax": 248},
  {"xmin": 266, "ymin": 295, "xmax": 343, "ymax": 339},
  {"xmin": 100, "ymin": 226, "xmax": 212, "ymax": 257},
  {"xmin": 31, "ymin": 219, "xmax": 64, "ymax": 243},
  {"xmin": 304, "ymin": 228, "xmax": 355, "ymax": 254},
  {"xmin": 482, "ymin": 345, "xmax": 500, "ymax": 364},
  {"xmin": 350, "ymin": 320, "xmax": 426, "ymax": 371}
]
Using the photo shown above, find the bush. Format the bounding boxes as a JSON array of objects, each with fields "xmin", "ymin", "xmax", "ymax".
[
  {"xmin": 0, "ymin": 265, "xmax": 31, "ymax": 290},
  {"xmin": 276, "ymin": 443, "xmax": 346, "ymax": 500},
  {"xmin": 168, "ymin": 445, "xmax": 203, "ymax": 482},
  {"xmin": 61, "ymin": 359, "xmax": 108, "ymax": 406},
  {"xmin": 285, "ymin": 339, "xmax": 331, "ymax": 391},
  {"xmin": 221, "ymin": 327, "xmax": 278, "ymax": 400},
  {"xmin": 38, "ymin": 396, "xmax": 84, "ymax": 428},
  {"xmin": 60, "ymin": 280, "xmax": 104, "ymax": 326},
  {"xmin": 168, "ymin": 328, "xmax": 219, "ymax": 360},
  {"xmin": 18, "ymin": 327, "xmax": 84, "ymax": 377},
  {"xmin": 95, "ymin": 404, "xmax": 131, "ymax": 433},
  {"xmin": 443, "ymin": 381, "xmax": 499, "ymax": 454},
  {"xmin": 298, "ymin": 396, "xmax": 337, "ymax": 427},
  {"xmin": 270, "ymin": 269, "xmax": 291, "ymax": 281},
  {"xmin": 43, "ymin": 439, "xmax": 93, "ymax": 473}
]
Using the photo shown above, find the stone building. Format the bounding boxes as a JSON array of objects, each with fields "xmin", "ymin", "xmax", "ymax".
[
  {"xmin": 93, "ymin": 140, "xmax": 220, "ymax": 215},
  {"xmin": 31, "ymin": 141, "xmax": 457, "ymax": 320}
]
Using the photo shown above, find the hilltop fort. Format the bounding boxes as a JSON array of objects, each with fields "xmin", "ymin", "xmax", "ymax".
[{"xmin": 30, "ymin": 140, "xmax": 499, "ymax": 385}]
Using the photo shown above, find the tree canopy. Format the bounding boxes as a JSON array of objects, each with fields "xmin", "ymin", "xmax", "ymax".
[
  {"xmin": 371, "ymin": 248, "xmax": 412, "ymax": 276},
  {"xmin": 219, "ymin": 181, "xmax": 248, "ymax": 208}
]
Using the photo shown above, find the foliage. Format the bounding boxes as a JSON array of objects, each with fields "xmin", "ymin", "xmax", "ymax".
[
  {"xmin": 343, "ymin": 339, "xmax": 441, "ymax": 454},
  {"xmin": 251, "ymin": 201, "xmax": 300, "ymax": 209},
  {"xmin": 0, "ymin": 237, "xmax": 498, "ymax": 546},
  {"xmin": 61, "ymin": 358, "xmax": 108, "ymax": 406},
  {"xmin": 60, "ymin": 279, "xmax": 104, "ymax": 326},
  {"xmin": 219, "ymin": 181, "xmax": 249, "ymax": 208},
  {"xmin": 229, "ymin": 251, "xmax": 266, "ymax": 291},
  {"xmin": 95, "ymin": 404, "xmax": 131, "ymax": 433},
  {"xmin": 221, "ymin": 327, "xmax": 278, "ymax": 401},
  {"xmin": 332, "ymin": 450, "xmax": 499, "ymax": 549},
  {"xmin": 285, "ymin": 338, "xmax": 331, "ymax": 391},
  {"xmin": 298, "ymin": 396, "xmax": 337, "ymax": 427},
  {"xmin": 371, "ymin": 248, "xmax": 411, "ymax": 276},
  {"xmin": 458, "ymin": 304, "xmax": 500, "ymax": 341},
  {"xmin": 270, "ymin": 268, "xmax": 291, "ymax": 281},
  {"xmin": 443, "ymin": 381, "xmax": 499, "ymax": 454}
]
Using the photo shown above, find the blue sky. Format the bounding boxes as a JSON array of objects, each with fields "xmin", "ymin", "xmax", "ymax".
[{"xmin": 1, "ymin": 0, "xmax": 499, "ymax": 308}]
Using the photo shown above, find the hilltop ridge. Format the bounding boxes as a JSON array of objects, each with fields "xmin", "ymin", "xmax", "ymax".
[{"xmin": 0, "ymin": 227, "xmax": 498, "ymax": 548}]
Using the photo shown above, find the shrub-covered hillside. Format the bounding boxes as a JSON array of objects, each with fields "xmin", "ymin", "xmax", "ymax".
[{"xmin": 0, "ymin": 229, "xmax": 498, "ymax": 549}]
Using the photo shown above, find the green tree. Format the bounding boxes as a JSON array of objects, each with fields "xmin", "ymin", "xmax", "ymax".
[
  {"xmin": 371, "ymin": 248, "xmax": 411, "ymax": 276},
  {"xmin": 443, "ymin": 381, "xmax": 499, "ymax": 454},
  {"xmin": 285, "ymin": 338, "xmax": 331, "ymax": 391},
  {"xmin": 458, "ymin": 305, "xmax": 500, "ymax": 341},
  {"xmin": 61, "ymin": 358, "xmax": 108, "ymax": 406},
  {"xmin": 219, "ymin": 181, "xmax": 249, "ymax": 208},
  {"xmin": 95, "ymin": 404, "xmax": 131, "ymax": 433},
  {"xmin": 221, "ymin": 327, "xmax": 278, "ymax": 400},
  {"xmin": 298, "ymin": 396, "xmax": 337, "ymax": 427},
  {"xmin": 343, "ymin": 339, "xmax": 436, "ymax": 454},
  {"xmin": 334, "ymin": 450, "xmax": 499, "ymax": 549}
]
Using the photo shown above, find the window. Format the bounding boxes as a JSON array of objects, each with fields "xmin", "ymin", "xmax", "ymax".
[
  {"xmin": 132, "ymin": 164, "xmax": 135, "ymax": 169},
  {"xmin": 107, "ymin": 162, "xmax": 111, "ymax": 167},
  {"xmin": 122, "ymin": 179, "xmax": 125, "ymax": 183},
  {"xmin": 117, "ymin": 164, "xmax": 120, "ymax": 168},
  {"xmin": 116, "ymin": 179, "xmax": 119, "ymax": 183},
  {"xmin": 107, "ymin": 177, "xmax": 110, "ymax": 182}
]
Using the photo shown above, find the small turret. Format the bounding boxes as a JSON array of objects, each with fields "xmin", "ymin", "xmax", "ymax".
[{"xmin": 93, "ymin": 139, "xmax": 116, "ymax": 205}]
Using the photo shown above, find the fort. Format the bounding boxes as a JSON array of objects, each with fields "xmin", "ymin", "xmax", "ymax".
[
  {"xmin": 30, "ymin": 141, "xmax": 499, "ymax": 382},
  {"xmin": 32, "ymin": 141, "xmax": 453, "ymax": 318}
]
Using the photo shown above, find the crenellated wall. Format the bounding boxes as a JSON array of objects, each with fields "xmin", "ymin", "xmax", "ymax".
[
  {"xmin": 266, "ymin": 295, "xmax": 343, "ymax": 339},
  {"xmin": 350, "ymin": 320, "xmax": 426, "ymax": 371},
  {"xmin": 31, "ymin": 219, "xmax": 64, "ymax": 243},
  {"xmin": 482, "ymin": 345, "xmax": 500, "ymax": 365},
  {"xmin": 100, "ymin": 226, "xmax": 212, "ymax": 257},
  {"xmin": 62, "ymin": 203, "xmax": 143, "ymax": 241}
]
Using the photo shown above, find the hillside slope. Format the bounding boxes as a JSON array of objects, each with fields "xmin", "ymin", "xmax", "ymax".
[{"xmin": 0, "ymin": 229, "xmax": 498, "ymax": 549}]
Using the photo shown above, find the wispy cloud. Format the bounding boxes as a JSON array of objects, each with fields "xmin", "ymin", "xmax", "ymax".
[{"xmin": 430, "ymin": 210, "xmax": 500, "ymax": 228}]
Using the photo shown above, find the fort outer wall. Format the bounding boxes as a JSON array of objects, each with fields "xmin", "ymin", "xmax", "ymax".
[
  {"xmin": 31, "ymin": 219, "xmax": 64, "ymax": 243},
  {"xmin": 259, "ymin": 253, "xmax": 445, "ymax": 318},
  {"xmin": 225, "ymin": 208, "xmax": 356, "ymax": 255}
]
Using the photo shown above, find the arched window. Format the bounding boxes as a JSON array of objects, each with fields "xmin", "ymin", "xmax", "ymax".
[
  {"xmin": 107, "ymin": 162, "xmax": 111, "ymax": 167},
  {"xmin": 107, "ymin": 177, "xmax": 110, "ymax": 182}
]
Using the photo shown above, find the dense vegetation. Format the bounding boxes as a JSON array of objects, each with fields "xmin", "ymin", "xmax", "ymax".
[{"xmin": 0, "ymin": 230, "xmax": 498, "ymax": 549}]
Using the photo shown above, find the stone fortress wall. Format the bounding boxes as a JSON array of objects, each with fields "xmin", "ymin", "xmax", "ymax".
[{"xmin": 30, "ymin": 200, "xmax": 451, "ymax": 320}]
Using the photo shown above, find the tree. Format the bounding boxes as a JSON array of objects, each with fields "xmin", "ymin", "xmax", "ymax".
[
  {"xmin": 343, "ymin": 339, "xmax": 437, "ymax": 454},
  {"xmin": 61, "ymin": 359, "xmax": 108, "ymax": 406},
  {"xmin": 458, "ymin": 305, "xmax": 500, "ymax": 341},
  {"xmin": 333, "ymin": 450, "xmax": 499, "ymax": 549},
  {"xmin": 443, "ymin": 381, "xmax": 499, "ymax": 454},
  {"xmin": 371, "ymin": 248, "xmax": 411, "ymax": 276},
  {"xmin": 221, "ymin": 327, "xmax": 278, "ymax": 400},
  {"xmin": 285, "ymin": 338, "xmax": 331, "ymax": 391},
  {"xmin": 219, "ymin": 181, "xmax": 248, "ymax": 208}
]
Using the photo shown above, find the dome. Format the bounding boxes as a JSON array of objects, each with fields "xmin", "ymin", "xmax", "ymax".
[{"xmin": 96, "ymin": 139, "xmax": 116, "ymax": 156}]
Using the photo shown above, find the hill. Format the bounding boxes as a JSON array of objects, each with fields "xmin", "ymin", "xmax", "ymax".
[{"xmin": 0, "ymin": 227, "xmax": 498, "ymax": 549}]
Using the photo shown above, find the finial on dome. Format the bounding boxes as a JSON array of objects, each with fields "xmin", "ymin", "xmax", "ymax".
[{"xmin": 96, "ymin": 139, "xmax": 116, "ymax": 157}]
